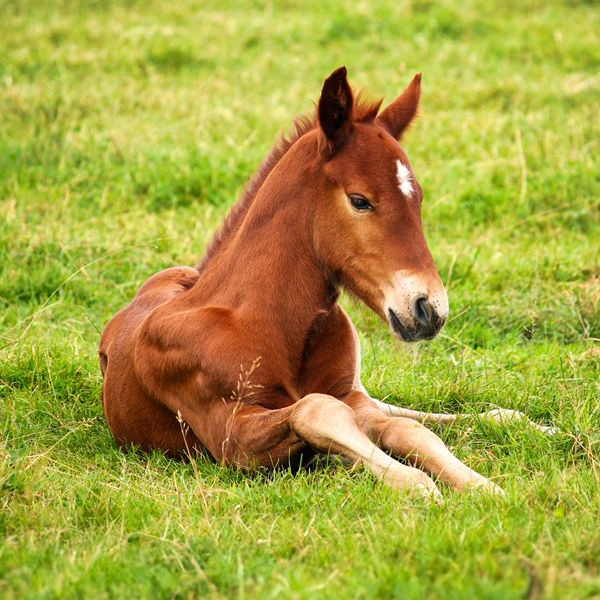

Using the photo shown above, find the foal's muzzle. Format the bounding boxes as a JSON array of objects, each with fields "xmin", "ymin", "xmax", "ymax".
[
  {"xmin": 388, "ymin": 295, "xmax": 446, "ymax": 342},
  {"xmin": 383, "ymin": 272, "xmax": 449, "ymax": 343}
]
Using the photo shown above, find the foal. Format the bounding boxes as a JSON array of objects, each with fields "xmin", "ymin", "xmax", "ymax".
[{"xmin": 100, "ymin": 68, "xmax": 544, "ymax": 499}]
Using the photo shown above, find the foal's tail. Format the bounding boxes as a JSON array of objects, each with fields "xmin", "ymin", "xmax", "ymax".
[{"xmin": 371, "ymin": 398, "xmax": 558, "ymax": 435}]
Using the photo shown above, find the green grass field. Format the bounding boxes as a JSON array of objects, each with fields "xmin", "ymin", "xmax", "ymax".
[{"xmin": 1, "ymin": 0, "xmax": 599, "ymax": 597}]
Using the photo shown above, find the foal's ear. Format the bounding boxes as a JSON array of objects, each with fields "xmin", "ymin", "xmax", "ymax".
[
  {"xmin": 318, "ymin": 66, "xmax": 353, "ymax": 154},
  {"xmin": 377, "ymin": 73, "xmax": 421, "ymax": 139}
]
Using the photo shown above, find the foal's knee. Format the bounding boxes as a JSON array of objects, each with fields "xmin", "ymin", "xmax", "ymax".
[
  {"xmin": 292, "ymin": 393, "xmax": 353, "ymax": 421},
  {"xmin": 290, "ymin": 393, "xmax": 356, "ymax": 449}
]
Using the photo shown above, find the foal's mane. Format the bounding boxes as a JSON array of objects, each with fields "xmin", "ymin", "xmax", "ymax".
[{"xmin": 197, "ymin": 93, "xmax": 382, "ymax": 272}]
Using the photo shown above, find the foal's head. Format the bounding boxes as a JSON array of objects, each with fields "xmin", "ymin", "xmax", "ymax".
[{"xmin": 313, "ymin": 67, "xmax": 448, "ymax": 342}]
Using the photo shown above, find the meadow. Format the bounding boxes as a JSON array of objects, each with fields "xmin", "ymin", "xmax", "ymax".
[{"xmin": 1, "ymin": 0, "xmax": 599, "ymax": 597}]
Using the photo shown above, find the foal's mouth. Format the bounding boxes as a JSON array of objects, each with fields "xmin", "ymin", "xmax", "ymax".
[{"xmin": 387, "ymin": 308, "xmax": 439, "ymax": 343}]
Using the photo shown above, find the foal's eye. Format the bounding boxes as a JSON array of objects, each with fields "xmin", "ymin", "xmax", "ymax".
[{"xmin": 349, "ymin": 194, "xmax": 373, "ymax": 211}]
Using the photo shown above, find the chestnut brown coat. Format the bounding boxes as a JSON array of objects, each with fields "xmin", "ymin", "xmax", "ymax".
[{"xmin": 100, "ymin": 68, "xmax": 541, "ymax": 499}]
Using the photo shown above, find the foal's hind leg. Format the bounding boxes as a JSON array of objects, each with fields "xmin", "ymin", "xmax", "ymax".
[
  {"xmin": 371, "ymin": 398, "xmax": 557, "ymax": 435},
  {"xmin": 349, "ymin": 396, "xmax": 503, "ymax": 494}
]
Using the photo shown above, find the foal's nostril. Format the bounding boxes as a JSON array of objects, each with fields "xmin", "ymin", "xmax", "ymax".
[{"xmin": 413, "ymin": 296, "xmax": 433, "ymax": 327}]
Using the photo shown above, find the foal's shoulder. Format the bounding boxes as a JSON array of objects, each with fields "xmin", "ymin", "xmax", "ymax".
[
  {"xmin": 314, "ymin": 303, "xmax": 356, "ymax": 337},
  {"xmin": 302, "ymin": 304, "xmax": 358, "ymax": 362}
]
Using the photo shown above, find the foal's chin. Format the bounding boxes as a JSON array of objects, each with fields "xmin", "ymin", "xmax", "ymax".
[{"xmin": 386, "ymin": 307, "xmax": 443, "ymax": 343}]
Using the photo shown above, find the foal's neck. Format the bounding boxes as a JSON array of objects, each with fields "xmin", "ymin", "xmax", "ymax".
[{"xmin": 196, "ymin": 134, "xmax": 338, "ymax": 359}]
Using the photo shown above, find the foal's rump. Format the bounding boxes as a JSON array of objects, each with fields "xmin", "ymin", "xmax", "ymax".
[
  {"xmin": 100, "ymin": 266, "xmax": 200, "ymax": 372},
  {"xmin": 133, "ymin": 266, "xmax": 200, "ymax": 306},
  {"xmin": 99, "ymin": 266, "xmax": 201, "ymax": 454}
]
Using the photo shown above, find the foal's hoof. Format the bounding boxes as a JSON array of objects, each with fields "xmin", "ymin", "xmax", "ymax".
[
  {"xmin": 480, "ymin": 408, "xmax": 558, "ymax": 436},
  {"xmin": 399, "ymin": 481, "xmax": 443, "ymax": 504},
  {"xmin": 384, "ymin": 469, "xmax": 443, "ymax": 504},
  {"xmin": 470, "ymin": 479, "xmax": 506, "ymax": 497},
  {"xmin": 421, "ymin": 483, "xmax": 444, "ymax": 504}
]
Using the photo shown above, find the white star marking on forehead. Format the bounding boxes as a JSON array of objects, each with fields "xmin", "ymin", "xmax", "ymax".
[{"xmin": 396, "ymin": 160, "xmax": 414, "ymax": 199}]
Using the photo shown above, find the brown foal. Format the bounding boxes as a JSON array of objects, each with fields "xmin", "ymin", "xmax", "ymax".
[{"xmin": 100, "ymin": 67, "xmax": 549, "ymax": 500}]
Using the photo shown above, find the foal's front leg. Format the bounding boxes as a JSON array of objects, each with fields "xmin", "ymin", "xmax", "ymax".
[
  {"xmin": 290, "ymin": 394, "xmax": 442, "ymax": 501},
  {"xmin": 162, "ymin": 392, "xmax": 442, "ymax": 500},
  {"xmin": 349, "ymin": 395, "xmax": 503, "ymax": 494}
]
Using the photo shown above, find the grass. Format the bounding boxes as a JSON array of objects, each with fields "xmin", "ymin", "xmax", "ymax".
[{"xmin": 1, "ymin": 0, "xmax": 599, "ymax": 597}]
